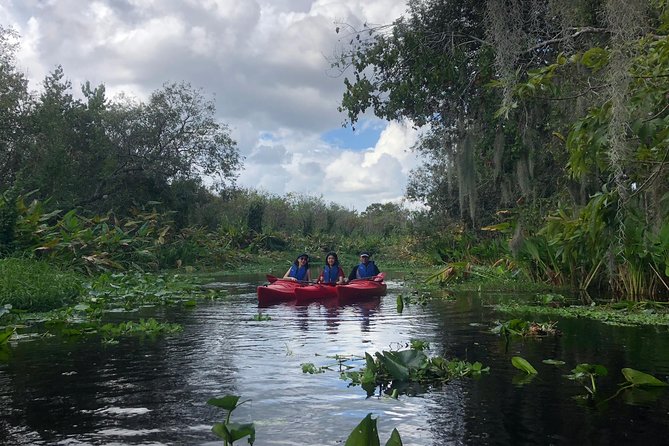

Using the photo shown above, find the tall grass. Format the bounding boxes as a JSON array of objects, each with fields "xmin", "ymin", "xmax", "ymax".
[{"xmin": 0, "ymin": 258, "xmax": 83, "ymax": 311}]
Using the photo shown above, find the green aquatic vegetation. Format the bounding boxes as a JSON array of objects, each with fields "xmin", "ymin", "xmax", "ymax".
[
  {"xmin": 83, "ymin": 272, "xmax": 227, "ymax": 311},
  {"xmin": 99, "ymin": 318, "xmax": 182, "ymax": 337},
  {"xmin": 301, "ymin": 362, "xmax": 326, "ymax": 374},
  {"xmin": 511, "ymin": 356, "xmax": 538, "ymax": 375},
  {"xmin": 534, "ymin": 293, "xmax": 567, "ymax": 306},
  {"xmin": 340, "ymin": 346, "xmax": 489, "ymax": 397},
  {"xmin": 491, "ymin": 319, "xmax": 560, "ymax": 337},
  {"xmin": 207, "ymin": 395, "xmax": 255, "ymax": 445},
  {"xmin": 494, "ymin": 301, "xmax": 669, "ymax": 326},
  {"xmin": 345, "ymin": 413, "xmax": 403, "ymax": 446},
  {"xmin": 565, "ymin": 363, "xmax": 608, "ymax": 398},
  {"xmin": 409, "ymin": 339, "xmax": 429, "ymax": 351},
  {"xmin": 250, "ymin": 313, "xmax": 271, "ymax": 321}
]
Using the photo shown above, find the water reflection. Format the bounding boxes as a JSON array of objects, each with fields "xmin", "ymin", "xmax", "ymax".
[{"xmin": 0, "ymin": 275, "xmax": 669, "ymax": 445}]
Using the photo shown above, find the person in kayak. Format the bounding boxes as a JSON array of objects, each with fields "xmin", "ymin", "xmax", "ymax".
[
  {"xmin": 284, "ymin": 253, "xmax": 311, "ymax": 281},
  {"xmin": 317, "ymin": 251, "xmax": 346, "ymax": 284},
  {"xmin": 348, "ymin": 251, "xmax": 380, "ymax": 280}
]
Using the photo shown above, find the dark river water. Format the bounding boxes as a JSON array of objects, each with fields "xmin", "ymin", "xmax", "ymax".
[{"xmin": 1, "ymin": 273, "xmax": 669, "ymax": 445}]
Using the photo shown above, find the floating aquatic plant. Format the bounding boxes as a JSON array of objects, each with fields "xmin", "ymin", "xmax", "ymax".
[{"xmin": 207, "ymin": 395, "xmax": 255, "ymax": 445}]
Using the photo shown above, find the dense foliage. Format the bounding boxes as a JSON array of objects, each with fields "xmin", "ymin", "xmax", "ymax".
[{"xmin": 334, "ymin": 0, "xmax": 669, "ymax": 299}]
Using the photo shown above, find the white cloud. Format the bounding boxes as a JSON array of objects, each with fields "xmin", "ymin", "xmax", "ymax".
[{"xmin": 3, "ymin": 0, "xmax": 416, "ymax": 211}]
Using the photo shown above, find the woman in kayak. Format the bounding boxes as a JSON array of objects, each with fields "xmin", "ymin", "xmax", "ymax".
[
  {"xmin": 317, "ymin": 251, "xmax": 346, "ymax": 284},
  {"xmin": 348, "ymin": 251, "xmax": 380, "ymax": 280},
  {"xmin": 283, "ymin": 253, "xmax": 311, "ymax": 282}
]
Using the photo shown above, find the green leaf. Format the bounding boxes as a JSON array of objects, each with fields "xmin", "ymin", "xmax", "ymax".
[
  {"xmin": 396, "ymin": 295, "xmax": 404, "ymax": 314},
  {"xmin": 226, "ymin": 422, "xmax": 256, "ymax": 444},
  {"xmin": 0, "ymin": 327, "xmax": 14, "ymax": 344},
  {"xmin": 622, "ymin": 368, "xmax": 669, "ymax": 387},
  {"xmin": 581, "ymin": 47, "xmax": 609, "ymax": 71},
  {"xmin": 542, "ymin": 359, "xmax": 566, "ymax": 366},
  {"xmin": 385, "ymin": 428, "xmax": 403, "ymax": 446},
  {"xmin": 345, "ymin": 413, "xmax": 381, "ymax": 446},
  {"xmin": 211, "ymin": 422, "xmax": 230, "ymax": 441},
  {"xmin": 511, "ymin": 356, "xmax": 538, "ymax": 374},
  {"xmin": 207, "ymin": 395, "xmax": 241, "ymax": 411}
]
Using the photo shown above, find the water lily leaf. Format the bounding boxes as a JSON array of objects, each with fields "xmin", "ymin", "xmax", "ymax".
[
  {"xmin": 211, "ymin": 422, "xmax": 229, "ymax": 440},
  {"xmin": 365, "ymin": 352, "xmax": 377, "ymax": 374},
  {"xmin": 511, "ymin": 356, "xmax": 538, "ymax": 375},
  {"xmin": 207, "ymin": 395, "xmax": 240, "ymax": 410},
  {"xmin": 225, "ymin": 422, "xmax": 256, "ymax": 444},
  {"xmin": 377, "ymin": 352, "xmax": 409, "ymax": 381},
  {"xmin": 573, "ymin": 363, "xmax": 607, "ymax": 377},
  {"xmin": 622, "ymin": 368, "xmax": 669, "ymax": 387},
  {"xmin": 385, "ymin": 428, "xmax": 403, "ymax": 446},
  {"xmin": 345, "ymin": 413, "xmax": 380, "ymax": 446}
]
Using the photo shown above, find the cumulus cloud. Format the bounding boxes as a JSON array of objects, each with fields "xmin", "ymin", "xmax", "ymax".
[{"xmin": 3, "ymin": 0, "xmax": 419, "ymax": 211}]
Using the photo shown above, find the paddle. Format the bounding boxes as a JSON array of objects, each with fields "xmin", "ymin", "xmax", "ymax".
[
  {"xmin": 349, "ymin": 272, "xmax": 386, "ymax": 283},
  {"xmin": 265, "ymin": 274, "xmax": 314, "ymax": 284}
]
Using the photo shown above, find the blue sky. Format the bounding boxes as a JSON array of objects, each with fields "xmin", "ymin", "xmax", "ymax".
[
  {"xmin": 1, "ymin": 0, "xmax": 422, "ymax": 211},
  {"xmin": 322, "ymin": 124, "xmax": 385, "ymax": 151}
]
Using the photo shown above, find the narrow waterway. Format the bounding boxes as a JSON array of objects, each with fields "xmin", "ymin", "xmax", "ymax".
[{"xmin": 1, "ymin": 273, "xmax": 669, "ymax": 445}]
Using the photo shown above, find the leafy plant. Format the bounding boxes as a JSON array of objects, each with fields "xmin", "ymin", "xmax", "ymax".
[
  {"xmin": 250, "ymin": 313, "xmax": 271, "ymax": 321},
  {"xmin": 341, "ymin": 346, "xmax": 489, "ymax": 397},
  {"xmin": 511, "ymin": 356, "xmax": 538, "ymax": 375},
  {"xmin": 344, "ymin": 413, "xmax": 403, "ymax": 446},
  {"xmin": 492, "ymin": 319, "xmax": 560, "ymax": 337},
  {"xmin": 207, "ymin": 395, "xmax": 255, "ymax": 445},
  {"xmin": 99, "ymin": 318, "xmax": 181, "ymax": 337},
  {"xmin": 301, "ymin": 363, "xmax": 326, "ymax": 374},
  {"xmin": 564, "ymin": 363, "xmax": 608, "ymax": 397}
]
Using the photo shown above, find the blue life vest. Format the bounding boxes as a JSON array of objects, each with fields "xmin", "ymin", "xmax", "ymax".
[
  {"xmin": 357, "ymin": 261, "xmax": 377, "ymax": 279},
  {"xmin": 289, "ymin": 264, "xmax": 308, "ymax": 280},
  {"xmin": 322, "ymin": 264, "xmax": 341, "ymax": 283}
]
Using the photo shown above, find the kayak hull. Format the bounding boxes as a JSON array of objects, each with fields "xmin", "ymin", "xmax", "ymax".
[
  {"xmin": 259, "ymin": 273, "xmax": 387, "ymax": 305},
  {"xmin": 336, "ymin": 280, "xmax": 387, "ymax": 302},
  {"xmin": 294, "ymin": 284, "xmax": 338, "ymax": 304},
  {"xmin": 257, "ymin": 280, "xmax": 301, "ymax": 304}
]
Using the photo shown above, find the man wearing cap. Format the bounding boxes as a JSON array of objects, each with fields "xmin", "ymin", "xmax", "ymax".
[{"xmin": 348, "ymin": 251, "xmax": 380, "ymax": 281}]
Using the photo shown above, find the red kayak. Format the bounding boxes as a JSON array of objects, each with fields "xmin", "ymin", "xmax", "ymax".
[
  {"xmin": 294, "ymin": 284, "xmax": 338, "ymax": 304},
  {"xmin": 257, "ymin": 275, "xmax": 303, "ymax": 304},
  {"xmin": 336, "ymin": 273, "xmax": 387, "ymax": 302}
]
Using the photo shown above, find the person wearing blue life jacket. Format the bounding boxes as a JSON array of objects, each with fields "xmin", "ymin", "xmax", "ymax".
[
  {"xmin": 348, "ymin": 251, "xmax": 380, "ymax": 281},
  {"xmin": 317, "ymin": 251, "xmax": 346, "ymax": 284},
  {"xmin": 283, "ymin": 253, "xmax": 311, "ymax": 281}
]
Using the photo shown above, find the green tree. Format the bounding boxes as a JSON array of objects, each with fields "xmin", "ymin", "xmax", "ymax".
[
  {"xmin": 0, "ymin": 26, "xmax": 32, "ymax": 191},
  {"xmin": 98, "ymin": 81, "xmax": 242, "ymax": 212},
  {"xmin": 333, "ymin": 0, "xmax": 606, "ymax": 227}
]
